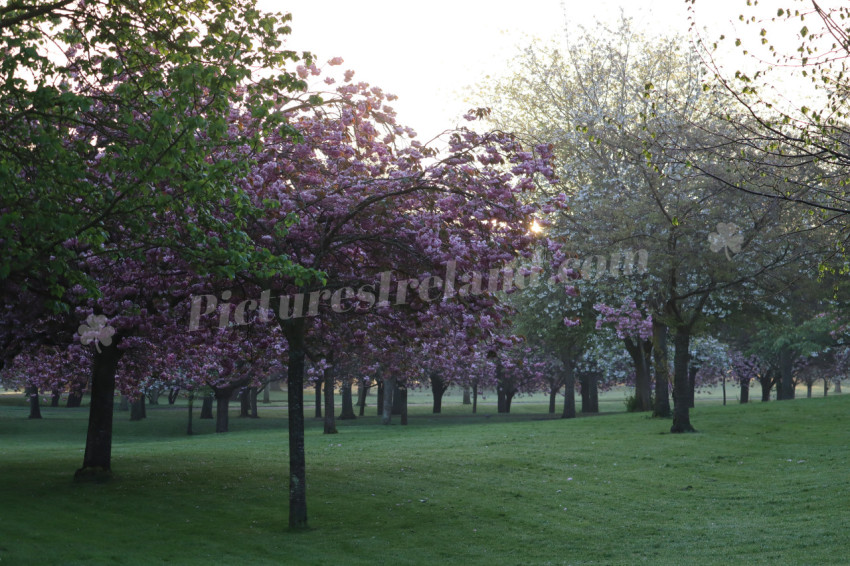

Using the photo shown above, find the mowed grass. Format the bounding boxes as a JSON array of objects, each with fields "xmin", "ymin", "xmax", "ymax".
[{"xmin": 0, "ymin": 388, "xmax": 848, "ymax": 565}]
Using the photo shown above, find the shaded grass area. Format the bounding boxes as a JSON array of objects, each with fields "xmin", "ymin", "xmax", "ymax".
[{"xmin": 0, "ymin": 392, "xmax": 848, "ymax": 565}]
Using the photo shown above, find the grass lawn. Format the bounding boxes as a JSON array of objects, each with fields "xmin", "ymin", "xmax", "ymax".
[{"xmin": 0, "ymin": 387, "xmax": 847, "ymax": 565}]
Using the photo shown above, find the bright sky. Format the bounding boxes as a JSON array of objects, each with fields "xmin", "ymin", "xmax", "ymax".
[{"xmin": 258, "ymin": 1, "xmax": 807, "ymax": 141}]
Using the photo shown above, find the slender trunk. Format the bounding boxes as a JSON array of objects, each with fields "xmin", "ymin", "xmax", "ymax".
[
  {"xmin": 249, "ymin": 387, "xmax": 259, "ymax": 418},
  {"xmin": 503, "ymin": 390, "xmax": 515, "ymax": 414},
  {"xmin": 75, "ymin": 343, "xmax": 122, "ymax": 480},
  {"xmin": 356, "ymin": 378, "xmax": 368, "ymax": 417},
  {"xmin": 497, "ymin": 386, "xmax": 506, "ymax": 413},
  {"xmin": 824, "ymin": 378, "xmax": 829, "ymax": 397},
  {"xmin": 779, "ymin": 346, "xmax": 795, "ymax": 400},
  {"xmin": 282, "ymin": 317, "xmax": 308, "ymax": 529},
  {"xmin": 339, "ymin": 378, "xmax": 356, "ymax": 420},
  {"xmin": 400, "ymin": 385, "xmax": 408, "ymax": 425},
  {"xmin": 670, "ymin": 325, "xmax": 695, "ymax": 432},
  {"xmin": 722, "ymin": 373, "xmax": 727, "ymax": 406},
  {"xmin": 430, "ymin": 372, "xmax": 448, "ymax": 414},
  {"xmin": 381, "ymin": 376, "xmax": 395, "ymax": 425},
  {"xmin": 200, "ymin": 393, "xmax": 214, "ymax": 419},
  {"xmin": 323, "ymin": 367, "xmax": 337, "ymax": 434},
  {"xmin": 66, "ymin": 388, "xmax": 83, "ymax": 408},
  {"xmin": 806, "ymin": 381, "xmax": 813, "ymax": 398},
  {"xmin": 314, "ymin": 379, "xmax": 322, "ymax": 419},
  {"xmin": 51, "ymin": 389, "xmax": 60, "ymax": 407},
  {"xmin": 391, "ymin": 380, "xmax": 403, "ymax": 415},
  {"xmin": 548, "ymin": 378, "xmax": 559, "ymax": 414},
  {"xmin": 187, "ymin": 392, "xmax": 194, "ymax": 435},
  {"xmin": 215, "ymin": 392, "xmax": 230, "ymax": 433},
  {"xmin": 263, "ymin": 385, "xmax": 270, "ymax": 404},
  {"xmin": 462, "ymin": 385, "xmax": 471, "ymax": 405},
  {"xmin": 376, "ymin": 379, "xmax": 384, "ymax": 417},
  {"xmin": 27, "ymin": 383, "xmax": 41, "ymax": 419},
  {"xmin": 239, "ymin": 388, "xmax": 250, "ymax": 417},
  {"xmin": 562, "ymin": 360, "xmax": 576, "ymax": 419},
  {"xmin": 835, "ymin": 380, "xmax": 842, "ymax": 393},
  {"xmin": 168, "ymin": 388, "xmax": 179, "ymax": 405},
  {"xmin": 472, "ymin": 382, "xmax": 478, "ymax": 414},
  {"xmin": 652, "ymin": 319, "xmax": 671, "ymax": 418},
  {"xmin": 130, "ymin": 396, "xmax": 146, "ymax": 421}
]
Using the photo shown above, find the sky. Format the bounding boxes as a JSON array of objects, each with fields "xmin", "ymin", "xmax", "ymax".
[{"xmin": 258, "ymin": 1, "xmax": 801, "ymax": 141}]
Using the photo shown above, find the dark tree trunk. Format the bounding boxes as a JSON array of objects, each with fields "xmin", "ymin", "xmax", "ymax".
[
  {"xmin": 652, "ymin": 319, "xmax": 672, "ymax": 418},
  {"xmin": 51, "ymin": 389, "xmax": 60, "ymax": 407},
  {"xmin": 472, "ymin": 382, "xmax": 478, "ymax": 414},
  {"xmin": 118, "ymin": 395, "xmax": 129, "ymax": 412},
  {"xmin": 430, "ymin": 372, "xmax": 449, "ymax": 414},
  {"xmin": 391, "ymin": 380, "xmax": 403, "ymax": 415},
  {"xmin": 760, "ymin": 375, "xmax": 772, "ymax": 402},
  {"xmin": 215, "ymin": 392, "xmax": 230, "ymax": 433},
  {"xmin": 670, "ymin": 326, "xmax": 695, "ymax": 433},
  {"xmin": 356, "ymin": 378, "xmax": 368, "ymax": 417},
  {"xmin": 339, "ymin": 378, "xmax": 356, "ymax": 420},
  {"xmin": 249, "ymin": 387, "xmax": 259, "ymax": 418},
  {"xmin": 200, "ymin": 393, "xmax": 214, "ymax": 419},
  {"xmin": 186, "ymin": 392, "xmax": 194, "ymax": 436},
  {"xmin": 376, "ymin": 379, "xmax": 384, "ymax": 417},
  {"xmin": 281, "ymin": 317, "xmax": 308, "ymax": 529},
  {"xmin": 497, "ymin": 386, "xmax": 506, "ymax": 413},
  {"xmin": 722, "ymin": 373, "xmax": 727, "ymax": 406},
  {"xmin": 503, "ymin": 390, "xmax": 515, "ymax": 414},
  {"xmin": 323, "ymin": 367, "xmax": 337, "ymax": 434},
  {"xmin": 147, "ymin": 387, "xmax": 160, "ymax": 405},
  {"xmin": 400, "ymin": 385, "xmax": 408, "ymax": 425},
  {"xmin": 66, "ymin": 388, "xmax": 83, "ymax": 408},
  {"xmin": 579, "ymin": 373, "xmax": 598, "ymax": 414},
  {"xmin": 779, "ymin": 346, "xmax": 795, "ymax": 400},
  {"xmin": 562, "ymin": 363, "xmax": 576, "ymax": 419},
  {"xmin": 824, "ymin": 378, "xmax": 829, "ymax": 397},
  {"xmin": 740, "ymin": 376, "xmax": 750, "ymax": 404},
  {"xmin": 130, "ymin": 396, "xmax": 146, "ymax": 421},
  {"xmin": 263, "ymin": 384, "xmax": 271, "ymax": 404},
  {"xmin": 624, "ymin": 337, "xmax": 652, "ymax": 412},
  {"xmin": 462, "ymin": 385, "xmax": 472, "ymax": 405},
  {"xmin": 239, "ymin": 388, "xmax": 250, "ymax": 417},
  {"xmin": 548, "ymin": 378, "xmax": 560, "ymax": 414},
  {"xmin": 75, "ymin": 343, "xmax": 122, "ymax": 480},
  {"xmin": 806, "ymin": 381, "xmax": 813, "ymax": 398},
  {"xmin": 314, "ymin": 379, "xmax": 322, "ymax": 419},
  {"xmin": 27, "ymin": 383, "xmax": 41, "ymax": 419},
  {"xmin": 381, "ymin": 376, "xmax": 395, "ymax": 425},
  {"xmin": 835, "ymin": 380, "xmax": 842, "ymax": 393},
  {"xmin": 168, "ymin": 387, "xmax": 179, "ymax": 405},
  {"xmin": 687, "ymin": 363, "xmax": 698, "ymax": 408}
]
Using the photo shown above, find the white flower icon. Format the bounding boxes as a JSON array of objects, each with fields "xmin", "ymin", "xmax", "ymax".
[
  {"xmin": 708, "ymin": 222, "xmax": 743, "ymax": 261},
  {"xmin": 78, "ymin": 314, "xmax": 115, "ymax": 353}
]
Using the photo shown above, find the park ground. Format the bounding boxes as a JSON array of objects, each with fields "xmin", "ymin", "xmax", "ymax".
[{"xmin": 0, "ymin": 386, "xmax": 847, "ymax": 565}]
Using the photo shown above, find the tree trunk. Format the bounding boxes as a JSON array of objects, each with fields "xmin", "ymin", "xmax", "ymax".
[
  {"xmin": 430, "ymin": 372, "xmax": 449, "ymax": 414},
  {"xmin": 503, "ymin": 390, "xmax": 515, "ymax": 414},
  {"xmin": 806, "ymin": 381, "xmax": 813, "ymax": 398},
  {"xmin": 624, "ymin": 337, "xmax": 652, "ymax": 412},
  {"xmin": 400, "ymin": 385, "xmax": 408, "ymax": 425},
  {"xmin": 579, "ymin": 373, "xmax": 598, "ymax": 414},
  {"xmin": 118, "ymin": 395, "xmax": 129, "ymax": 412},
  {"xmin": 562, "ymin": 361, "xmax": 576, "ymax": 419},
  {"xmin": 760, "ymin": 376, "xmax": 772, "ymax": 402},
  {"xmin": 339, "ymin": 378, "xmax": 356, "ymax": 420},
  {"xmin": 27, "ymin": 383, "xmax": 41, "ymax": 419},
  {"xmin": 51, "ymin": 389, "xmax": 60, "ymax": 407},
  {"xmin": 391, "ymin": 380, "xmax": 403, "ymax": 415},
  {"xmin": 249, "ymin": 387, "xmax": 259, "ymax": 418},
  {"xmin": 472, "ymin": 382, "xmax": 478, "ymax": 414},
  {"xmin": 381, "ymin": 376, "xmax": 395, "ymax": 425},
  {"xmin": 200, "ymin": 393, "xmax": 214, "ymax": 419},
  {"xmin": 722, "ymin": 373, "xmax": 727, "ymax": 406},
  {"xmin": 323, "ymin": 367, "xmax": 337, "ymax": 434},
  {"xmin": 671, "ymin": 326, "xmax": 695, "ymax": 433},
  {"xmin": 357, "ymin": 378, "xmax": 368, "ymax": 417},
  {"xmin": 130, "ymin": 396, "xmax": 146, "ymax": 421},
  {"xmin": 823, "ymin": 378, "xmax": 829, "ymax": 397},
  {"xmin": 168, "ymin": 387, "xmax": 179, "ymax": 405},
  {"xmin": 462, "ymin": 386, "xmax": 471, "ymax": 405},
  {"xmin": 652, "ymin": 319, "xmax": 672, "ymax": 418},
  {"xmin": 215, "ymin": 392, "xmax": 230, "ymax": 433},
  {"xmin": 740, "ymin": 375, "xmax": 750, "ymax": 404},
  {"xmin": 282, "ymin": 317, "xmax": 308, "ymax": 529},
  {"xmin": 497, "ymin": 386, "xmax": 506, "ymax": 413},
  {"xmin": 75, "ymin": 343, "xmax": 122, "ymax": 480},
  {"xmin": 687, "ymin": 363, "xmax": 698, "ymax": 408},
  {"xmin": 147, "ymin": 387, "xmax": 160, "ymax": 405},
  {"xmin": 239, "ymin": 388, "xmax": 250, "ymax": 417},
  {"xmin": 263, "ymin": 385, "xmax": 271, "ymax": 404},
  {"xmin": 779, "ymin": 345, "xmax": 795, "ymax": 400},
  {"xmin": 548, "ymin": 379, "xmax": 559, "ymax": 414},
  {"xmin": 835, "ymin": 380, "xmax": 842, "ymax": 393},
  {"xmin": 66, "ymin": 388, "xmax": 83, "ymax": 408},
  {"xmin": 187, "ymin": 392, "xmax": 194, "ymax": 436},
  {"xmin": 314, "ymin": 379, "xmax": 322, "ymax": 419},
  {"xmin": 376, "ymin": 379, "xmax": 384, "ymax": 417}
]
